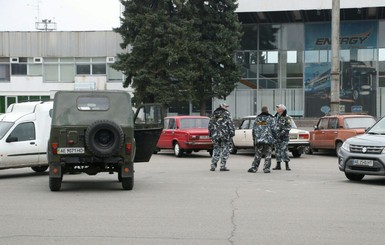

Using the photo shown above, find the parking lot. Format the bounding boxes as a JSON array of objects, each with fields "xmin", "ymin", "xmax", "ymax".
[{"xmin": 1, "ymin": 151, "xmax": 385, "ymax": 245}]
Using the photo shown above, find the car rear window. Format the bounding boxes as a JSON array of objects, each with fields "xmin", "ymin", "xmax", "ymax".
[
  {"xmin": 180, "ymin": 118, "xmax": 209, "ymax": 129},
  {"xmin": 344, "ymin": 117, "xmax": 375, "ymax": 129},
  {"xmin": 77, "ymin": 96, "xmax": 110, "ymax": 111}
]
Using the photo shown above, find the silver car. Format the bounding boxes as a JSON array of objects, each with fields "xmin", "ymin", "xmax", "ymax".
[{"xmin": 338, "ymin": 116, "xmax": 385, "ymax": 181}]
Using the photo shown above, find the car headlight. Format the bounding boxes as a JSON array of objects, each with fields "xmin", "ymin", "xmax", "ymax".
[{"xmin": 341, "ymin": 142, "xmax": 350, "ymax": 152}]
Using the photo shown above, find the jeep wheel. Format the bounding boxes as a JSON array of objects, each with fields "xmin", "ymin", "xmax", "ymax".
[
  {"xmin": 122, "ymin": 176, "xmax": 134, "ymax": 190},
  {"xmin": 174, "ymin": 142, "xmax": 184, "ymax": 157},
  {"xmin": 49, "ymin": 177, "xmax": 62, "ymax": 191},
  {"xmin": 85, "ymin": 120, "xmax": 124, "ymax": 158},
  {"xmin": 345, "ymin": 172, "xmax": 364, "ymax": 181},
  {"xmin": 292, "ymin": 150, "xmax": 302, "ymax": 158},
  {"xmin": 31, "ymin": 166, "xmax": 49, "ymax": 172}
]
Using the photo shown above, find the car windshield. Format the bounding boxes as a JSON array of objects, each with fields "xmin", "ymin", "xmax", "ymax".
[
  {"xmin": 0, "ymin": 121, "xmax": 14, "ymax": 139},
  {"xmin": 368, "ymin": 117, "xmax": 385, "ymax": 134},
  {"xmin": 344, "ymin": 117, "xmax": 375, "ymax": 129},
  {"xmin": 180, "ymin": 118, "xmax": 209, "ymax": 129}
]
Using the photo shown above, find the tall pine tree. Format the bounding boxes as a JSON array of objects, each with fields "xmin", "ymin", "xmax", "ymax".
[
  {"xmin": 114, "ymin": 0, "xmax": 242, "ymax": 115},
  {"xmin": 113, "ymin": 0, "xmax": 197, "ymax": 107},
  {"xmin": 187, "ymin": 0, "xmax": 243, "ymax": 115}
]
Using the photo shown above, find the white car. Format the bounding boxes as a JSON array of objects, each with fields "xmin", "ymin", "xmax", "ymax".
[{"xmin": 231, "ymin": 115, "xmax": 310, "ymax": 158}]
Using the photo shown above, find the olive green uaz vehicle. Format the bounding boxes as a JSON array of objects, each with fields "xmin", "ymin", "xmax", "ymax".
[{"xmin": 48, "ymin": 91, "xmax": 163, "ymax": 191}]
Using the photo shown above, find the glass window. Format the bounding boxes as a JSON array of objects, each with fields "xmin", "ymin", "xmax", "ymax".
[
  {"xmin": 29, "ymin": 64, "xmax": 42, "ymax": 76},
  {"xmin": 283, "ymin": 24, "xmax": 304, "ymax": 50},
  {"xmin": 11, "ymin": 64, "xmax": 27, "ymax": 75},
  {"xmin": 358, "ymin": 49, "xmax": 376, "ymax": 61},
  {"xmin": 44, "ymin": 64, "xmax": 58, "ymax": 81},
  {"xmin": 107, "ymin": 65, "xmax": 122, "ymax": 81},
  {"xmin": 286, "ymin": 78, "xmax": 303, "ymax": 88},
  {"xmin": 0, "ymin": 64, "xmax": 10, "ymax": 81},
  {"xmin": 287, "ymin": 51, "xmax": 297, "ymax": 63},
  {"xmin": 168, "ymin": 119, "xmax": 176, "ymax": 129},
  {"xmin": 241, "ymin": 24, "xmax": 258, "ymax": 50},
  {"xmin": 91, "ymin": 57, "xmax": 106, "ymax": 62},
  {"xmin": 240, "ymin": 119, "xmax": 250, "ymax": 129},
  {"xmin": 179, "ymin": 118, "xmax": 209, "ymax": 129},
  {"xmin": 60, "ymin": 64, "xmax": 75, "ymax": 82},
  {"xmin": 76, "ymin": 64, "xmax": 90, "ymax": 75},
  {"xmin": 0, "ymin": 121, "xmax": 13, "ymax": 139},
  {"xmin": 259, "ymin": 24, "xmax": 280, "ymax": 50},
  {"xmin": 77, "ymin": 96, "xmax": 109, "ymax": 111},
  {"xmin": 328, "ymin": 118, "xmax": 338, "ymax": 129},
  {"xmin": 259, "ymin": 78, "xmax": 278, "ymax": 89},
  {"xmin": 379, "ymin": 48, "xmax": 385, "ymax": 61},
  {"xmin": 92, "ymin": 64, "xmax": 106, "ymax": 74},
  {"xmin": 8, "ymin": 122, "xmax": 35, "ymax": 142},
  {"xmin": 344, "ymin": 117, "xmax": 376, "ymax": 129},
  {"xmin": 318, "ymin": 118, "xmax": 328, "ymax": 130},
  {"xmin": 304, "ymin": 51, "xmax": 319, "ymax": 63}
]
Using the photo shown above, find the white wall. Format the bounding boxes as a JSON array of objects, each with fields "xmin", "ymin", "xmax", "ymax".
[{"xmin": 237, "ymin": 0, "xmax": 385, "ymax": 12}]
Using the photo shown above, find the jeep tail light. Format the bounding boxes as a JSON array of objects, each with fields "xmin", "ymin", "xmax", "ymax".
[
  {"xmin": 125, "ymin": 143, "xmax": 132, "ymax": 155},
  {"xmin": 52, "ymin": 143, "xmax": 58, "ymax": 155},
  {"xmin": 299, "ymin": 134, "xmax": 309, "ymax": 140}
]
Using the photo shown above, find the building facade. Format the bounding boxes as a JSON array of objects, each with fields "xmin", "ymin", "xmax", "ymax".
[
  {"xmin": 0, "ymin": 31, "xmax": 130, "ymax": 113},
  {"xmin": 1, "ymin": 1, "xmax": 385, "ymax": 119},
  {"xmin": 226, "ymin": 0, "xmax": 385, "ymax": 119}
]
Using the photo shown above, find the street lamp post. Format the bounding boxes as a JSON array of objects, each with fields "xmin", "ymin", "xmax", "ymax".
[{"xmin": 330, "ymin": 0, "xmax": 340, "ymax": 114}]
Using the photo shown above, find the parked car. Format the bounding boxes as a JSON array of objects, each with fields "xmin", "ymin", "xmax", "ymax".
[
  {"xmin": 0, "ymin": 101, "xmax": 53, "ymax": 172},
  {"xmin": 156, "ymin": 116, "xmax": 213, "ymax": 157},
  {"xmin": 231, "ymin": 115, "xmax": 309, "ymax": 158},
  {"xmin": 338, "ymin": 115, "xmax": 385, "ymax": 181},
  {"xmin": 308, "ymin": 114, "xmax": 376, "ymax": 155}
]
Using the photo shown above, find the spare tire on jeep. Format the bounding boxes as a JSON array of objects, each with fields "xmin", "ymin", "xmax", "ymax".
[{"xmin": 85, "ymin": 120, "xmax": 124, "ymax": 158}]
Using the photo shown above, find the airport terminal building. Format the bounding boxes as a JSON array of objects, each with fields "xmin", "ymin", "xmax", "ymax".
[{"xmin": 1, "ymin": 0, "xmax": 385, "ymax": 118}]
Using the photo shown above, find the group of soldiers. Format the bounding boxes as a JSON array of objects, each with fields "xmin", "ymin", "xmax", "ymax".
[{"xmin": 208, "ymin": 103, "xmax": 292, "ymax": 173}]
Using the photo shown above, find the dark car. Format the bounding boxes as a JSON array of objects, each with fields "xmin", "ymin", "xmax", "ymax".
[
  {"xmin": 338, "ymin": 115, "xmax": 385, "ymax": 181},
  {"xmin": 156, "ymin": 116, "xmax": 213, "ymax": 157}
]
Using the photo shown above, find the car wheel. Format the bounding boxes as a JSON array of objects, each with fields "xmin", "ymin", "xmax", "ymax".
[
  {"xmin": 174, "ymin": 142, "xmax": 184, "ymax": 157},
  {"xmin": 31, "ymin": 166, "xmax": 48, "ymax": 172},
  {"xmin": 122, "ymin": 176, "xmax": 134, "ymax": 190},
  {"xmin": 292, "ymin": 150, "xmax": 302, "ymax": 158},
  {"xmin": 49, "ymin": 176, "xmax": 62, "ymax": 191},
  {"xmin": 345, "ymin": 172, "xmax": 364, "ymax": 181},
  {"xmin": 335, "ymin": 142, "xmax": 343, "ymax": 156},
  {"xmin": 85, "ymin": 120, "xmax": 124, "ymax": 158}
]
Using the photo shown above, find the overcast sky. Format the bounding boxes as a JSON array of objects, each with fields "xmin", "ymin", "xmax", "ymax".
[{"xmin": 0, "ymin": 0, "xmax": 122, "ymax": 31}]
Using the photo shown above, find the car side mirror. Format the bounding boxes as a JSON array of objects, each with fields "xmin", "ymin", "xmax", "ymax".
[
  {"xmin": 314, "ymin": 125, "xmax": 318, "ymax": 130},
  {"xmin": 6, "ymin": 136, "xmax": 18, "ymax": 143}
]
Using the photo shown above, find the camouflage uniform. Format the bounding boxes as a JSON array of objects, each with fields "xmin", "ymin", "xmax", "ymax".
[
  {"xmin": 248, "ymin": 110, "xmax": 275, "ymax": 173},
  {"xmin": 208, "ymin": 106, "xmax": 235, "ymax": 171},
  {"xmin": 274, "ymin": 113, "xmax": 292, "ymax": 166}
]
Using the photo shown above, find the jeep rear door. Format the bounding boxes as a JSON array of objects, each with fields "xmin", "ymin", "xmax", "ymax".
[{"xmin": 134, "ymin": 104, "xmax": 163, "ymax": 162}]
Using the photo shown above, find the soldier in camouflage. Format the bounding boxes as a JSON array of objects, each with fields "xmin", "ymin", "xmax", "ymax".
[
  {"xmin": 208, "ymin": 103, "xmax": 235, "ymax": 171},
  {"xmin": 248, "ymin": 106, "xmax": 275, "ymax": 173},
  {"xmin": 273, "ymin": 104, "xmax": 292, "ymax": 171}
]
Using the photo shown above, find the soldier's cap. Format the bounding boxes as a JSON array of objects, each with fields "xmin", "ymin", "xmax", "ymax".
[
  {"xmin": 220, "ymin": 103, "xmax": 229, "ymax": 108},
  {"xmin": 276, "ymin": 104, "xmax": 286, "ymax": 110}
]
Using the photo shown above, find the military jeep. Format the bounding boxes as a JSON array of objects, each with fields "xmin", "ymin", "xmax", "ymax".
[{"xmin": 48, "ymin": 90, "xmax": 163, "ymax": 191}]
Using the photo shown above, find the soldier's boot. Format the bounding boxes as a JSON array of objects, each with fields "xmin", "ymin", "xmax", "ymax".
[
  {"xmin": 273, "ymin": 162, "xmax": 281, "ymax": 170},
  {"xmin": 285, "ymin": 161, "xmax": 291, "ymax": 171}
]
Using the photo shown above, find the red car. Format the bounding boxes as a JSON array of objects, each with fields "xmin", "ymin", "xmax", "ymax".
[{"xmin": 156, "ymin": 116, "xmax": 213, "ymax": 157}]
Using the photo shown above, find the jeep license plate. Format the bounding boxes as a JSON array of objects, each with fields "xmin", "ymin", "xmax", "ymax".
[
  {"xmin": 200, "ymin": 136, "xmax": 209, "ymax": 139},
  {"xmin": 353, "ymin": 159, "xmax": 373, "ymax": 167},
  {"xmin": 57, "ymin": 147, "xmax": 85, "ymax": 154}
]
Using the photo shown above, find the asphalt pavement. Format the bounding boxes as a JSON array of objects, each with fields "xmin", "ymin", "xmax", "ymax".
[{"xmin": 1, "ymin": 150, "xmax": 385, "ymax": 245}]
